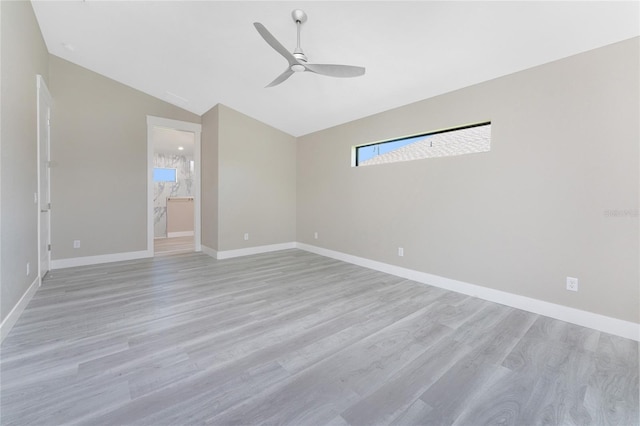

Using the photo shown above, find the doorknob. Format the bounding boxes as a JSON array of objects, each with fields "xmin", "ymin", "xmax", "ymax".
[{"xmin": 41, "ymin": 209, "xmax": 49, "ymax": 213}]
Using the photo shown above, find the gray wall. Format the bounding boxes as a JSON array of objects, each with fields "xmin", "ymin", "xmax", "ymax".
[
  {"xmin": 200, "ymin": 104, "xmax": 297, "ymax": 252},
  {"xmin": 48, "ymin": 56, "xmax": 200, "ymax": 260},
  {"xmin": 0, "ymin": 1, "xmax": 49, "ymax": 324},
  {"xmin": 217, "ymin": 105, "xmax": 297, "ymax": 251},
  {"xmin": 297, "ymin": 38, "xmax": 639, "ymax": 324},
  {"xmin": 201, "ymin": 105, "xmax": 220, "ymax": 251}
]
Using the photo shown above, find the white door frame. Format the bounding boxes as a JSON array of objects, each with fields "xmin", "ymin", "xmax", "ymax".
[
  {"xmin": 37, "ymin": 75, "xmax": 52, "ymax": 283},
  {"xmin": 146, "ymin": 116, "xmax": 202, "ymax": 255}
]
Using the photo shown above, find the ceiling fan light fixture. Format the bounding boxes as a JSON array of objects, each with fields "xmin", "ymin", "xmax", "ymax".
[{"xmin": 291, "ymin": 64, "xmax": 306, "ymax": 72}]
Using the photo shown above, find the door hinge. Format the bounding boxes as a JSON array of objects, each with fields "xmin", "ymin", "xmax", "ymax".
[
  {"xmin": 48, "ymin": 244, "xmax": 51, "ymax": 251},
  {"xmin": 48, "ymin": 202, "xmax": 51, "ymax": 210}
]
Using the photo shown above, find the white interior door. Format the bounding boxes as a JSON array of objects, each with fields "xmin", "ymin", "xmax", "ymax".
[{"xmin": 38, "ymin": 76, "xmax": 52, "ymax": 279}]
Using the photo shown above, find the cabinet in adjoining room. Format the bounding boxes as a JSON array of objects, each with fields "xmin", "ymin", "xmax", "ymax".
[{"xmin": 166, "ymin": 196, "xmax": 194, "ymax": 237}]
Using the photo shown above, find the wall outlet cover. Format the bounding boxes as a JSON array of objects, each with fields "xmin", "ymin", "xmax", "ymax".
[{"xmin": 566, "ymin": 277, "xmax": 579, "ymax": 292}]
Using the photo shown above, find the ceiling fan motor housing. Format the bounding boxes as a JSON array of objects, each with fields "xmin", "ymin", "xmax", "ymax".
[{"xmin": 293, "ymin": 51, "xmax": 308, "ymax": 62}]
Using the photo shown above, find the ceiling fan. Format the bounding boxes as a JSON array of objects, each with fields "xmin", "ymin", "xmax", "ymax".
[{"xmin": 254, "ymin": 10, "xmax": 366, "ymax": 87}]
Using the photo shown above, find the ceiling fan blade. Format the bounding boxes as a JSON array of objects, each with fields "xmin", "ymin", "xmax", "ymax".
[
  {"xmin": 266, "ymin": 68, "xmax": 295, "ymax": 88},
  {"xmin": 304, "ymin": 63, "xmax": 365, "ymax": 78},
  {"xmin": 254, "ymin": 22, "xmax": 297, "ymax": 66}
]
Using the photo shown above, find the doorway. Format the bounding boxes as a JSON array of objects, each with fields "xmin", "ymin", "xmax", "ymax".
[
  {"xmin": 37, "ymin": 75, "xmax": 52, "ymax": 281},
  {"xmin": 147, "ymin": 116, "xmax": 202, "ymax": 256}
]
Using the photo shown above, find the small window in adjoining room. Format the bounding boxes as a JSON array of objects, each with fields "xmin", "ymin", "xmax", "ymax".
[
  {"xmin": 153, "ymin": 167, "xmax": 177, "ymax": 182},
  {"xmin": 354, "ymin": 122, "xmax": 491, "ymax": 167}
]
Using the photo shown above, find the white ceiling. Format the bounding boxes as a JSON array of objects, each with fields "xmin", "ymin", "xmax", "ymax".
[
  {"xmin": 152, "ymin": 126, "xmax": 195, "ymax": 156},
  {"xmin": 31, "ymin": 1, "xmax": 639, "ymax": 137}
]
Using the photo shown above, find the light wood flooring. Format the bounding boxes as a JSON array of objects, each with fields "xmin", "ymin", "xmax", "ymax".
[
  {"xmin": 1, "ymin": 250, "xmax": 638, "ymax": 425},
  {"xmin": 154, "ymin": 236, "xmax": 195, "ymax": 256}
]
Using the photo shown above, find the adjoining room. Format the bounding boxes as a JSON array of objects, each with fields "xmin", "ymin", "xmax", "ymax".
[{"xmin": 151, "ymin": 126, "xmax": 197, "ymax": 256}]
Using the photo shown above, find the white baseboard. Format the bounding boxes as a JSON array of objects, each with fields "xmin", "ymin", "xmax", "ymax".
[
  {"xmin": 296, "ymin": 243, "xmax": 640, "ymax": 342},
  {"xmin": 167, "ymin": 231, "xmax": 194, "ymax": 238},
  {"xmin": 216, "ymin": 242, "xmax": 296, "ymax": 260},
  {"xmin": 0, "ymin": 276, "xmax": 40, "ymax": 343},
  {"xmin": 51, "ymin": 250, "xmax": 152, "ymax": 270},
  {"xmin": 201, "ymin": 245, "xmax": 218, "ymax": 259}
]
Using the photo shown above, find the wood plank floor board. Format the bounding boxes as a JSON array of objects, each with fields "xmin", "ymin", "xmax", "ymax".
[
  {"xmin": 1, "ymin": 250, "xmax": 638, "ymax": 425},
  {"xmin": 83, "ymin": 357, "xmax": 292, "ymax": 426},
  {"xmin": 325, "ymin": 415, "xmax": 352, "ymax": 426},
  {"xmin": 275, "ymin": 293, "xmax": 450, "ymax": 375},
  {"xmin": 584, "ymin": 333, "xmax": 640, "ymax": 425},
  {"xmin": 145, "ymin": 361, "xmax": 292, "ymax": 426},
  {"xmin": 418, "ymin": 364, "xmax": 512, "ymax": 426},
  {"xmin": 449, "ymin": 303, "xmax": 515, "ymax": 346},
  {"xmin": 451, "ymin": 355, "xmax": 598, "ymax": 426},
  {"xmin": 389, "ymin": 398, "xmax": 435, "ymax": 426},
  {"xmin": 450, "ymin": 316, "xmax": 634, "ymax": 426},
  {"xmin": 497, "ymin": 317, "xmax": 603, "ymax": 425},
  {"xmin": 416, "ymin": 334, "xmax": 526, "ymax": 425},
  {"xmin": 76, "ymin": 344, "xmax": 192, "ymax": 380},
  {"xmin": 0, "ymin": 335, "xmax": 130, "ymax": 388},
  {"xmin": 154, "ymin": 236, "xmax": 195, "ymax": 256},
  {"xmin": 450, "ymin": 367, "xmax": 538, "ymax": 426},
  {"xmin": 421, "ymin": 296, "xmax": 491, "ymax": 330},
  {"xmin": 342, "ymin": 297, "xmax": 538, "ymax": 426},
  {"xmin": 1, "ymin": 370, "xmax": 132, "ymax": 425},
  {"xmin": 340, "ymin": 334, "xmax": 470, "ymax": 426},
  {"xmin": 274, "ymin": 304, "xmax": 427, "ymax": 375},
  {"xmin": 208, "ymin": 307, "xmax": 465, "ymax": 424},
  {"xmin": 127, "ymin": 357, "xmax": 203, "ymax": 400},
  {"xmin": 135, "ymin": 301, "xmax": 401, "ymax": 426}
]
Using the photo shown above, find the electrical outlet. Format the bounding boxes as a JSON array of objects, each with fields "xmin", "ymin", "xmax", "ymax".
[
  {"xmin": 398, "ymin": 247, "xmax": 404, "ymax": 257},
  {"xmin": 73, "ymin": 240, "xmax": 81, "ymax": 249},
  {"xmin": 566, "ymin": 277, "xmax": 579, "ymax": 292},
  {"xmin": 314, "ymin": 232, "xmax": 318, "ymax": 239},
  {"xmin": 244, "ymin": 233, "xmax": 249, "ymax": 241}
]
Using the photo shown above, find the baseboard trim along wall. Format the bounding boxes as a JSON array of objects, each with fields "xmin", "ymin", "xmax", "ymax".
[
  {"xmin": 214, "ymin": 242, "xmax": 296, "ymax": 260},
  {"xmin": 167, "ymin": 231, "xmax": 195, "ymax": 238},
  {"xmin": 1, "ymin": 276, "xmax": 40, "ymax": 343},
  {"xmin": 200, "ymin": 245, "xmax": 218, "ymax": 259},
  {"xmin": 296, "ymin": 243, "xmax": 640, "ymax": 342},
  {"xmin": 50, "ymin": 250, "xmax": 152, "ymax": 270}
]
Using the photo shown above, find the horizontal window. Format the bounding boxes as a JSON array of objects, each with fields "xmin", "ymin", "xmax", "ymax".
[
  {"xmin": 153, "ymin": 167, "xmax": 177, "ymax": 182},
  {"xmin": 354, "ymin": 122, "xmax": 491, "ymax": 167}
]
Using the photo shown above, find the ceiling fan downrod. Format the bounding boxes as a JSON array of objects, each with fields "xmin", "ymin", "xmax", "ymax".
[{"xmin": 292, "ymin": 9, "xmax": 308, "ymax": 66}]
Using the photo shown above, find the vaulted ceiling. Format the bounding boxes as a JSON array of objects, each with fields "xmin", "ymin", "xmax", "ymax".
[{"xmin": 31, "ymin": 1, "xmax": 639, "ymax": 137}]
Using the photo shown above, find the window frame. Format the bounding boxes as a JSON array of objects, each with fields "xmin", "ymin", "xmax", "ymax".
[{"xmin": 353, "ymin": 121, "xmax": 491, "ymax": 167}]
